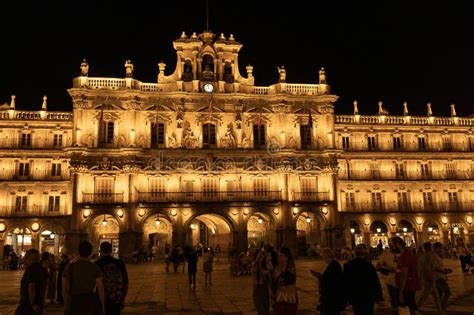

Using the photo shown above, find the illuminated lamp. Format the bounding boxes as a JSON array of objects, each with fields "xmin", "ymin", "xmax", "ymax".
[
  {"xmin": 306, "ymin": 217, "xmax": 311, "ymax": 223},
  {"xmin": 273, "ymin": 208, "xmax": 280, "ymax": 215},
  {"xmin": 428, "ymin": 227, "xmax": 433, "ymax": 232},
  {"xmin": 0, "ymin": 222, "xmax": 6, "ymax": 233},
  {"xmin": 102, "ymin": 215, "xmax": 107, "ymax": 226},
  {"xmin": 31, "ymin": 222, "xmax": 40, "ymax": 232},
  {"xmin": 441, "ymin": 216, "xmax": 448, "ymax": 224},
  {"xmin": 170, "ymin": 209, "xmax": 177, "ymax": 216},
  {"xmin": 453, "ymin": 226, "xmax": 459, "ymax": 233},
  {"xmin": 402, "ymin": 227, "xmax": 408, "ymax": 232},
  {"xmin": 190, "ymin": 224, "xmax": 195, "ymax": 229},
  {"xmin": 50, "ymin": 233, "xmax": 55, "ymax": 239},
  {"xmin": 376, "ymin": 228, "xmax": 381, "ymax": 233},
  {"xmin": 116, "ymin": 208, "xmax": 124, "ymax": 218},
  {"xmin": 257, "ymin": 218, "xmax": 263, "ymax": 224},
  {"xmin": 155, "ymin": 218, "xmax": 161, "ymax": 226},
  {"xmin": 350, "ymin": 228, "xmax": 355, "ymax": 234},
  {"xmin": 466, "ymin": 215, "xmax": 473, "ymax": 225},
  {"xmin": 138, "ymin": 209, "xmax": 146, "ymax": 217},
  {"xmin": 83, "ymin": 209, "xmax": 91, "ymax": 218}
]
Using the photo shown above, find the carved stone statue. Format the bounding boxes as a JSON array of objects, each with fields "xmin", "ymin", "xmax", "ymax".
[
  {"xmin": 182, "ymin": 122, "xmax": 197, "ymax": 148},
  {"xmin": 176, "ymin": 106, "xmax": 184, "ymax": 128},
  {"xmin": 125, "ymin": 60, "xmax": 134, "ymax": 78},
  {"xmin": 319, "ymin": 67, "xmax": 327, "ymax": 84},
  {"xmin": 80, "ymin": 59, "xmax": 89, "ymax": 76},
  {"xmin": 235, "ymin": 111, "xmax": 242, "ymax": 129},
  {"xmin": 222, "ymin": 123, "xmax": 236, "ymax": 148},
  {"xmin": 277, "ymin": 66, "xmax": 286, "ymax": 83}
]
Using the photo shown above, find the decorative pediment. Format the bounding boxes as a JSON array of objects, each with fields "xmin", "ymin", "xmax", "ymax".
[{"xmin": 145, "ymin": 112, "xmax": 172, "ymax": 125}]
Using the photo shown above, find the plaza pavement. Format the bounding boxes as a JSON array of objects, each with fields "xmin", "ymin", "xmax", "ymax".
[{"xmin": 0, "ymin": 257, "xmax": 473, "ymax": 315}]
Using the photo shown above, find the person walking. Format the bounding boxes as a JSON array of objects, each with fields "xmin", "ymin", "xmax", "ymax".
[
  {"xmin": 312, "ymin": 248, "xmax": 345, "ymax": 315},
  {"xmin": 202, "ymin": 247, "xmax": 214, "ymax": 286},
  {"xmin": 376, "ymin": 239, "xmax": 399, "ymax": 315},
  {"xmin": 416, "ymin": 242, "xmax": 443, "ymax": 314},
  {"xmin": 62, "ymin": 241, "xmax": 105, "ymax": 315},
  {"xmin": 433, "ymin": 242, "xmax": 452, "ymax": 313},
  {"xmin": 392, "ymin": 236, "xmax": 421, "ymax": 315},
  {"xmin": 15, "ymin": 249, "xmax": 48, "ymax": 315},
  {"xmin": 56, "ymin": 254, "xmax": 69, "ymax": 304},
  {"xmin": 252, "ymin": 247, "xmax": 270, "ymax": 315},
  {"xmin": 272, "ymin": 247, "xmax": 298, "ymax": 315},
  {"xmin": 187, "ymin": 249, "xmax": 198, "ymax": 288},
  {"xmin": 343, "ymin": 244, "xmax": 383, "ymax": 315},
  {"xmin": 96, "ymin": 242, "xmax": 129, "ymax": 315}
]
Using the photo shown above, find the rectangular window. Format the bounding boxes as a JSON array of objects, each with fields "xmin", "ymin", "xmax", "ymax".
[
  {"xmin": 99, "ymin": 121, "xmax": 115, "ymax": 145},
  {"xmin": 18, "ymin": 162, "xmax": 30, "ymax": 177},
  {"xmin": 393, "ymin": 136, "xmax": 402, "ymax": 150},
  {"xmin": 300, "ymin": 124, "xmax": 312, "ymax": 148},
  {"xmin": 397, "ymin": 192, "xmax": 409, "ymax": 210},
  {"xmin": 446, "ymin": 163, "xmax": 456, "ymax": 179},
  {"xmin": 253, "ymin": 178, "xmax": 268, "ymax": 196},
  {"xmin": 423, "ymin": 192, "xmax": 434, "ymax": 208},
  {"xmin": 395, "ymin": 163, "xmax": 405, "ymax": 179},
  {"xmin": 448, "ymin": 192, "xmax": 458, "ymax": 203},
  {"xmin": 345, "ymin": 192, "xmax": 355, "ymax": 209},
  {"xmin": 151, "ymin": 122, "xmax": 165, "ymax": 148},
  {"xmin": 367, "ymin": 136, "xmax": 376, "ymax": 150},
  {"xmin": 442, "ymin": 137, "xmax": 452, "ymax": 151},
  {"xmin": 418, "ymin": 137, "xmax": 426, "ymax": 150},
  {"xmin": 95, "ymin": 177, "xmax": 114, "ymax": 194},
  {"xmin": 51, "ymin": 163, "xmax": 62, "ymax": 177},
  {"xmin": 48, "ymin": 196, "xmax": 60, "ymax": 212},
  {"xmin": 202, "ymin": 178, "xmax": 218, "ymax": 197},
  {"xmin": 342, "ymin": 136, "xmax": 350, "ymax": 149},
  {"xmin": 300, "ymin": 177, "xmax": 317, "ymax": 194},
  {"xmin": 53, "ymin": 134, "xmax": 63, "ymax": 147},
  {"xmin": 20, "ymin": 133, "xmax": 32, "ymax": 147},
  {"xmin": 253, "ymin": 124, "xmax": 266, "ymax": 148},
  {"xmin": 15, "ymin": 196, "xmax": 28, "ymax": 212},
  {"xmin": 202, "ymin": 123, "xmax": 216, "ymax": 148},
  {"xmin": 421, "ymin": 163, "xmax": 431, "ymax": 179},
  {"xmin": 149, "ymin": 177, "xmax": 166, "ymax": 194},
  {"xmin": 371, "ymin": 192, "xmax": 383, "ymax": 210}
]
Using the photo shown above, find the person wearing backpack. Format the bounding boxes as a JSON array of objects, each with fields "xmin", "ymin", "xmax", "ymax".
[{"xmin": 96, "ymin": 242, "xmax": 129, "ymax": 315}]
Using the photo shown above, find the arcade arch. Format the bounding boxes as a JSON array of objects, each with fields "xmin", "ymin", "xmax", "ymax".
[
  {"xmin": 186, "ymin": 213, "xmax": 232, "ymax": 251},
  {"xmin": 296, "ymin": 211, "xmax": 322, "ymax": 256},
  {"xmin": 39, "ymin": 223, "xmax": 66, "ymax": 256},
  {"xmin": 370, "ymin": 220, "xmax": 388, "ymax": 248},
  {"xmin": 88, "ymin": 214, "xmax": 121, "ymax": 258},
  {"xmin": 5, "ymin": 226, "xmax": 32, "ymax": 256},
  {"xmin": 143, "ymin": 215, "xmax": 173, "ymax": 259},
  {"xmin": 247, "ymin": 212, "xmax": 276, "ymax": 250}
]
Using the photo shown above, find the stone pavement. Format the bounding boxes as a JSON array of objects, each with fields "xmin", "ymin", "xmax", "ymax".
[{"xmin": 0, "ymin": 258, "xmax": 473, "ymax": 315}]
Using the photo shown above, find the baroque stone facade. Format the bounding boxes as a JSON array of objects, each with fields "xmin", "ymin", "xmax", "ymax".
[{"xmin": 0, "ymin": 31, "xmax": 472, "ymax": 260}]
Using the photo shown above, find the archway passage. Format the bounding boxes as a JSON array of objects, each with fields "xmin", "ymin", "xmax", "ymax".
[
  {"xmin": 187, "ymin": 214, "xmax": 232, "ymax": 252},
  {"xmin": 296, "ymin": 212, "xmax": 321, "ymax": 257},
  {"xmin": 247, "ymin": 212, "xmax": 276, "ymax": 250},
  {"xmin": 396, "ymin": 220, "xmax": 415, "ymax": 247},
  {"xmin": 39, "ymin": 223, "xmax": 66, "ymax": 256},
  {"xmin": 425, "ymin": 222, "xmax": 441, "ymax": 242},
  {"xmin": 5, "ymin": 227, "xmax": 32, "ymax": 256},
  {"xmin": 143, "ymin": 215, "xmax": 173, "ymax": 259},
  {"xmin": 370, "ymin": 221, "xmax": 388, "ymax": 248},
  {"xmin": 89, "ymin": 215, "xmax": 120, "ymax": 258},
  {"xmin": 349, "ymin": 221, "xmax": 363, "ymax": 248}
]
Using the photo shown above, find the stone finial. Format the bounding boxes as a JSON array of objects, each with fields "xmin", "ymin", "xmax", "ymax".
[
  {"xmin": 277, "ymin": 66, "xmax": 286, "ymax": 83},
  {"xmin": 378, "ymin": 101, "xmax": 383, "ymax": 115},
  {"xmin": 80, "ymin": 59, "xmax": 89, "ymax": 76},
  {"xmin": 191, "ymin": 32, "xmax": 198, "ymax": 39},
  {"xmin": 125, "ymin": 60, "xmax": 134, "ymax": 78},
  {"xmin": 158, "ymin": 62, "xmax": 166, "ymax": 72},
  {"xmin": 180, "ymin": 31, "xmax": 187, "ymax": 39},
  {"xmin": 42, "ymin": 95, "xmax": 47, "ymax": 111},
  {"xmin": 403, "ymin": 101, "xmax": 409, "ymax": 116},
  {"xmin": 246, "ymin": 65, "xmax": 254, "ymax": 77},
  {"xmin": 427, "ymin": 102, "xmax": 433, "ymax": 116},
  {"xmin": 10, "ymin": 95, "xmax": 16, "ymax": 109},
  {"xmin": 319, "ymin": 67, "xmax": 327, "ymax": 84},
  {"xmin": 229, "ymin": 34, "xmax": 235, "ymax": 41},
  {"xmin": 219, "ymin": 33, "xmax": 226, "ymax": 40},
  {"xmin": 450, "ymin": 104, "xmax": 457, "ymax": 117},
  {"xmin": 353, "ymin": 100, "xmax": 359, "ymax": 115}
]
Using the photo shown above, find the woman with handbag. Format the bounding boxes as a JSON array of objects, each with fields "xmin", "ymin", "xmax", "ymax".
[{"xmin": 272, "ymin": 247, "xmax": 298, "ymax": 315}]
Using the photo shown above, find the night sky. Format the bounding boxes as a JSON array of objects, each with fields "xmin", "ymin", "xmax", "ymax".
[{"xmin": 0, "ymin": 1, "xmax": 473, "ymax": 116}]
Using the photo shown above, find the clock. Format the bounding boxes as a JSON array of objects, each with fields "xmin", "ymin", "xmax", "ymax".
[{"xmin": 203, "ymin": 83, "xmax": 214, "ymax": 93}]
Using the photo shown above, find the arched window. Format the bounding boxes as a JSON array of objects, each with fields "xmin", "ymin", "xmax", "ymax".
[
  {"xmin": 201, "ymin": 55, "xmax": 214, "ymax": 80},
  {"xmin": 202, "ymin": 123, "xmax": 216, "ymax": 148},
  {"xmin": 182, "ymin": 60, "xmax": 193, "ymax": 82},
  {"xmin": 151, "ymin": 122, "xmax": 165, "ymax": 148},
  {"xmin": 99, "ymin": 120, "xmax": 115, "ymax": 147},
  {"xmin": 253, "ymin": 123, "xmax": 266, "ymax": 149}
]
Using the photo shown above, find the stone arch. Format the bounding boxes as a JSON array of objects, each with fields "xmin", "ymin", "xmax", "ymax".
[
  {"xmin": 184, "ymin": 212, "xmax": 234, "ymax": 251},
  {"xmin": 247, "ymin": 211, "xmax": 277, "ymax": 249},
  {"xmin": 141, "ymin": 213, "xmax": 173, "ymax": 259},
  {"xmin": 86, "ymin": 213, "xmax": 122, "ymax": 257},
  {"xmin": 422, "ymin": 219, "xmax": 443, "ymax": 243},
  {"xmin": 294, "ymin": 210, "xmax": 324, "ymax": 256},
  {"xmin": 38, "ymin": 222, "xmax": 67, "ymax": 255},
  {"xmin": 4, "ymin": 225, "xmax": 33, "ymax": 255}
]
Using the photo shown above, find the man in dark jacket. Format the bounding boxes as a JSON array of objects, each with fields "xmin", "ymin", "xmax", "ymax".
[
  {"xmin": 343, "ymin": 244, "xmax": 383, "ymax": 315},
  {"xmin": 312, "ymin": 248, "xmax": 346, "ymax": 315}
]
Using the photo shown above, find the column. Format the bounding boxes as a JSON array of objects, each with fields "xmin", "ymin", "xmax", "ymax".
[
  {"xmin": 363, "ymin": 232, "xmax": 371, "ymax": 248},
  {"xmin": 233, "ymin": 229, "xmax": 248, "ymax": 253}
]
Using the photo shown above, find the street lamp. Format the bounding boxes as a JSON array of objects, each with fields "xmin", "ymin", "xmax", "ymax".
[
  {"xmin": 306, "ymin": 217, "xmax": 311, "ymax": 223},
  {"xmin": 102, "ymin": 215, "xmax": 107, "ymax": 226},
  {"xmin": 257, "ymin": 217, "xmax": 263, "ymax": 224},
  {"xmin": 376, "ymin": 228, "xmax": 381, "ymax": 233},
  {"xmin": 402, "ymin": 227, "xmax": 408, "ymax": 232},
  {"xmin": 428, "ymin": 227, "xmax": 433, "ymax": 232},
  {"xmin": 155, "ymin": 218, "xmax": 161, "ymax": 226},
  {"xmin": 350, "ymin": 228, "xmax": 355, "ymax": 234}
]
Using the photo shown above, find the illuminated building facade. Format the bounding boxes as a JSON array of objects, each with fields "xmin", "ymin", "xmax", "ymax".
[{"xmin": 0, "ymin": 31, "xmax": 472, "ymax": 260}]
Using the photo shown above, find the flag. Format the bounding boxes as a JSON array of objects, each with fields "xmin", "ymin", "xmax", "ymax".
[{"xmin": 308, "ymin": 109, "xmax": 313, "ymax": 129}]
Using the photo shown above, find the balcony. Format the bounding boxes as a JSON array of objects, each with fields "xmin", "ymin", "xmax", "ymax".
[
  {"xmin": 339, "ymin": 141, "xmax": 473, "ymax": 152},
  {"xmin": 0, "ymin": 139, "xmax": 68, "ymax": 150},
  {"xmin": 343, "ymin": 170, "xmax": 463, "ymax": 181},
  {"xmin": 292, "ymin": 191, "xmax": 330, "ymax": 202},
  {"xmin": 136, "ymin": 191, "xmax": 282, "ymax": 203},
  {"xmin": 341, "ymin": 201, "xmax": 472, "ymax": 213},
  {"xmin": 0, "ymin": 171, "xmax": 70, "ymax": 181},
  {"xmin": 0, "ymin": 206, "xmax": 65, "ymax": 217},
  {"xmin": 82, "ymin": 192, "xmax": 124, "ymax": 204}
]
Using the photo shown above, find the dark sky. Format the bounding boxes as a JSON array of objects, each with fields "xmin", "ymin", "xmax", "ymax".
[{"xmin": 0, "ymin": 1, "xmax": 473, "ymax": 116}]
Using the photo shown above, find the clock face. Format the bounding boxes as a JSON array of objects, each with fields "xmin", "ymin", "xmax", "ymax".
[{"xmin": 203, "ymin": 83, "xmax": 214, "ymax": 93}]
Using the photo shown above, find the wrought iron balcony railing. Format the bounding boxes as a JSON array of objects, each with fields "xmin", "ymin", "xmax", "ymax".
[
  {"xmin": 341, "ymin": 200, "xmax": 472, "ymax": 213},
  {"xmin": 82, "ymin": 192, "xmax": 124, "ymax": 204},
  {"xmin": 291, "ymin": 191, "xmax": 330, "ymax": 202},
  {"xmin": 0, "ymin": 206, "xmax": 65, "ymax": 217},
  {"xmin": 136, "ymin": 191, "xmax": 282, "ymax": 203}
]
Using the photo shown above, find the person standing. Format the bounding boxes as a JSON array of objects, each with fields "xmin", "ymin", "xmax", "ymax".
[
  {"xmin": 252, "ymin": 248, "xmax": 270, "ymax": 315},
  {"xmin": 62, "ymin": 241, "xmax": 105, "ymax": 315},
  {"xmin": 272, "ymin": 247, "xmax": 298, "ymax": 315},
  {"xmin": 56, "ymin": 254, "xmax": 69, "ymax": 304},
  {"xmin": 393, "ymin": 236, "xmax": 421, "ymax": 315},
  {"xmin": 96, "ymin": 242, "xmax": 129, "ymax": 315},
  {"xmin": 312, "ymin": 248, "xmax": 345, "ymax": 315},
  {"xmin": 202, "ymin": 247, "xmax": 214, "ymax": 286},
  {"xmin": 433, "ymin": 242, "xmax": 452, "ymax": 312},
  {"xmin": 376, "ymin": 239, "xmax": 399, "ymax": 315},
  {"xmin": 416, "ymin": 242, "xmax": 443, "ymax": 314},
  {"xmin": 15, "ymin": 249, "xmax": 48, "ymax": 315},
  {"xmin": 343, "ymin": 244, "xmax": 383, "ymax": 315},
  {"xmin": 187, "ymin": 249, "xmax": 198, "ymax": 288}
]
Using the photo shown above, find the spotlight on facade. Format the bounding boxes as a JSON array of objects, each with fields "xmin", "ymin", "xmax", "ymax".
[
  {"xmin": 273, "ymin": 208, "xmax": 280, "ymax": 215},
  {"xmin": 138, "ymin": 209, "xmax": 146, "ymax": 217},
  {"xmin": 306, "ymin": 217, "xmax": 311, "ymax": 223},
  {"xmin": 292, "ymin": 207, "xmax": 299, "ymax": 215},
  {"xmin": 31, "ymin": 222, "xmax": 40, "ymax": 232},
  {"xmin": 441, "ymin": 216, "xmax": 448, "ymax": 224},
  {"xmin": 0, "ymin": 222, "xmax": 6, "ymax": 233},
  {"xmin": 350, "ymin": 228, "xmax": 355, "ymax": 234},
  {"xmin": 376, "ymin": 228, "xmax": 381, "ymax": 233},
  {"xmin": 170, "ymin": 209, "xmax": 177, "ymax": 216},
  {"xmin": 321, "ymin": 206, "xmax": 328, "ymax": 215}
]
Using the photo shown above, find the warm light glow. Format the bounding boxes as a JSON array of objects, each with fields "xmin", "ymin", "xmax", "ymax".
[
  {"xmin": 0, "ymin": 222, "xmax": 6, "ymax": 232},
  {"xmin": 83, "ymin": 209, "xmax": 91, "ymax": 218},
  {"xmin": 321, "ymin": 206, "xmax": 328, "ymax": 215},
  {"xmin": 350, "ymin": 228, "xmax": 355, "ymax": 234},
  {"xmin": 467, "ymin": 216, "xmax": 473, "ymax": 224},
  {"xmin": 243, "ymin": 208, "xmax": 249, "ymax": 215},
  {"xmin": 292, "ymin": 207, "xmax": 299, "ymax": 215},
  {"xmin": 116, "ymin": 209, "xmax": 124, "ymax": 218},
  {"xmin": 441, "ymin": 216, "xmax": 448, "ymax": 224},
  {"xmin": 453, "ymin": 226, "xmax": 459, "ymax": 233},
  {"xmin": 155, "ymin": 218, "xmax": 161, "ymax": 226},
  {"xmin": 102, "ymin": 218, "xmax": 107, "ymax": 226},
  {"xmin": 389, "ymin": 217, "xmax": 396, "ymax": 226},
  {"xmin": 273, "ymin": 208, "xmax": 280, "ymax": 215},
  {"xmin": 428, "ymin": 227, "xmax": 433, "ymax": 232},
  {"xmin": 415, "ymin": 217, "xmax": 422, "ymax": 225},
  {"xmin": 257, "ymin": 218, "xmax": 263, "ymax": 224},
  {"xmin": 31, "ymin": 222, "xmax": 40, "ymax": 232},
  {"xmin": 402, "ymin": 227, "xmax": 408, "ymax": 232},
  {"xmin": 170, "ymin": 209, "xmax": 177, "ymax": 216},
  {"xmin": 364, "ymin": 218, "xmax": 370, "ymax": 226},
  {"xmin": 306, "ymin": 217, "xmax": 311, "ymax": 223},
  {"xmin": 190, "ymin": 224, "xmax": 195, "ymax": 229},
  {"xmin": 376, "ymin": 228, "xmax": 381, "ymax": 233},
  {"xmin": 138, "ymin": 209, "xmax": 146, "ymax": 217},
  {"xmin": 50, "ymin": 233, "xmax": 55, "ymax": 239}
]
